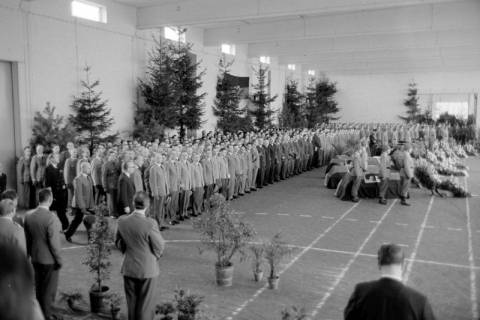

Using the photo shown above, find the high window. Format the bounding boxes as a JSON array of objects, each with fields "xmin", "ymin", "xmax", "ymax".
[
  {"xmin": 71, "ymin": 0, "xmax": 107, "ymax": 23},
  {"xmin": 221, "ymin": 44, "xmax": 236, "ymax": 56},
  {"xmin": 259, "ymin": 56, "xmax": 271, "ymax": 64},
  {"xmin": 287, "ymin": 64, "xmax": 296, "ymax": 71},
  {"xmin": 164, "ymin": 27, "xmax": 186, "ymax": 43}
]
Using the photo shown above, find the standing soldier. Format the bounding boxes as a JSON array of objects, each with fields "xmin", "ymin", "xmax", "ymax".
[
  {"xmin": 17, "ymin": 146, "xmax": 33, "ymax": 209},
  {"xmin": 378, "ymin": 145, "xmax": 391, "ymax": 205},
  {"xmin": 30, "ymin": 144, "xmax": 47, "ymax": 204},
  {"xmin": 102, "ymin": 150, "xmax": 121, "ymax": 217},
  {"xmin": 351, "ymin": 144, "xmax": 364, "ymax": 203},
  {"xmin": 191, "ymin": 153, "xmax": 205, "ymax": 216},
  {"xmin": 91, "ymin": 147, "xmax": 105, "ymax": 205},
  {"xmin": 399, "ymin": 143, "xmax": 414, "ymax": 206},
  {"xmin": 166, "ymin": 152, "xmax": 180, "ymax": 225},
  {"xmin": 178, "ymin": 152, "xmax": 192, "ymax": 220},
  {"xmin": 226, "ymin": 146, "xmax": 237, "ymax": 200},
  {"xmin": 256, "ymin": 138, "xmax": 266, "ymax": 188},
  {"xmin": 149, "ymin": 153, "xmax": 170, "ymax": 230}
]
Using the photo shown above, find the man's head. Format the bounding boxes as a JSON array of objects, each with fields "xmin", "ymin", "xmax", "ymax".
[
  {"xmin": 0, "ymin": 199, "xmax": 15, "ymax": 218},
  {"xmin": 1, "ymin": 190, "xmax": 18, "ymax": 213},
  {"xmin": 38, "ymin": 188, "xmax": 53, "ymax": 208},
  {"xmin": 81, "ymin": 162, "xmax": 91, "ymax": 175},
  {"xmin": 133, "ymin": 191, "xmax": 150, "ymax": 210},
  {"xmin": 123, "ymin": 161, "xmax": 136, "ymax": 175},
  {"xmin": 377, "ymin": 243, "xmax": 405, "ymax": 279}
]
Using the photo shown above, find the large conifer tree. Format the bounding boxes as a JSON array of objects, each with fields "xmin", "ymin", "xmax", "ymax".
[
  {"xmin": 249, "ymin": 63, "xmax": 277, "ymax": 129},
  {"xmin": 399, "ymin": 82, "xmax": 420, "ymax": 123},
  {"xmin": 69, "ymin": 66, "xmax": 116, "ymax": 152},
  {"xmin": 134, "ymin": 29, "xmax": 205, "ymax": 141},
  {"xmin": 280, "ymin": 80, "xmax": 305, "ymax": 128},
  {"xmin": 305, "ymin": 77, "xmax": 339, "ymax": 127}
]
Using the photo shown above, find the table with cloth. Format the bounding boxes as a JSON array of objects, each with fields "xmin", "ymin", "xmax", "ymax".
[{"xmin": 325, "ymin": 156, "xmax": 403, "ymax": 200}]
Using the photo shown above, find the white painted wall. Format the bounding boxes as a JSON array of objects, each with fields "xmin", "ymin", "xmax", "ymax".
[{"xmin": 322, "ymin": 71, "xmax": 480, "ymax": 124}]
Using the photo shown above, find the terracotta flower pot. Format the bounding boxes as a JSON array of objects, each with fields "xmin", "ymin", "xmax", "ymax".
[
  {"xmin": 215, "ymin": 264, "xmax": 234, "ymax": 287},
  {"xmin": 253, "ymin": 270, "xmax": 264, "ymax": 282},
  {"xmin": 89, "ymin": 286, "xmax": 110, "ymax": 313},
  {"xmin": 267, "ymin": 276, "xmax": 279, "ymax": 290}
]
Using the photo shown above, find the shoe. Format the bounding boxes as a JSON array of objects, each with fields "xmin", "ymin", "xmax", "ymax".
[
  {"xmin": 401, "ymin": 200, "xmax": 411, "ymax": 206},
  {"xmin": 65, "ymin": 235, "xmax": 72, "ymax": 243},
  {"xmin": 378, "ymin": 198, "xmax": 387, "ymax": 205},
  {"xmin": 352, "ymin": 197, "xmax": 360, "ymax": 203}
]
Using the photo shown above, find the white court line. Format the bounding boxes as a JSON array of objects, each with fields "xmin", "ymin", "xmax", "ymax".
[
  {"xmin": 397, "ymin": 244, "xmax": 409, "ymax": 247},
  {"xmin": 345, "ymin": 218, "xmax": 358, "ymax": 222},
  {"xmin": 464, "ymin": 178, "xmax": 478, "ymax": 319},
  {"xmin": 369, "ymin": 220, "xmax": 378, "ymax": 224},
  {"xmin": 309, "ymin": 199, "xmax": 397, "ymax": 319},
  {"xmin": 404, "ymin": 196, "xmax": 434, "ymax": 284},
  {"xmin": 447, "ymin": 227, "xmax": 463, "ymax": 232},
  {"xmin": 225, "ymin": 201, "xmax": 361, "ymax": 320},
  {"xmin": 322, "ymin": 216, "xmax": 335, "ymax": 219},
  {"xmin": 300, "ymin": 214, "xmax": 312, "ymax": 218},
  {"xmin": 255, "ymin": 212, "xmax": 268, "ymax": 215},
  {"xmin": 395, "ymin": 222, "xmax": 408, "ymax": 226},
  {"xmin": 62, "ymin": 245, "xmax": 86, "ymax": 251},
  {"xmin": 277, "ymin": 213, "xmax": 290, "ymax": 216}
]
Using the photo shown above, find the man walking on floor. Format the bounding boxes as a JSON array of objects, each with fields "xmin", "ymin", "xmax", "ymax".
[
  {"xmin": 116, "ymin": 191, "xmax": 165, "ymax": 320},
  {"xmin": 24, "ymin": 188, "xmax": 62, "ymax": 320}
]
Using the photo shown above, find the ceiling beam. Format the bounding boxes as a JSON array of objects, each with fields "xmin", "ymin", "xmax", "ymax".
[
  {"xmin": 203, "ymin": 0, "xmax": 480, "ymax": 46},
  {"xmin": 136, "ymin": 0, "xmax": 460, "ymax": 29},
  {"xmin": 248, "ymin": 29, "xmax": 480, "ymax": 57}
]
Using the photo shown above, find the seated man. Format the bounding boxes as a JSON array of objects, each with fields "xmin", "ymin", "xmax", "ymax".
[{"xmin": 344, "ymin": 243, "xmax": 435, "ymax": 320}]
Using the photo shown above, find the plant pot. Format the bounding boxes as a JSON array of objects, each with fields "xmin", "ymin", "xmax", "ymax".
[
  {"xmin": 111, "ymin": 307, "xmax": 121, "ymax": 320},
  {"xmin": 89, "ymin": 286, "xmax": 110, "ymax": 313},
  {"xmin": 267, "ymin": 277, "xmax": 279, "ymax": 290},
  {"xmin": 215, "ymin": 264, "xmax": 234, "ymax": 287},
  {"xmin": 253, "ymin": 270, "xmax": 264, "ymax": 282}
]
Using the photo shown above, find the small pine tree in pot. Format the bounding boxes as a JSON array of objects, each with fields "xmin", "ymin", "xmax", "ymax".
[
  {"xmin": 249, "ymin": 243, "xmax": 266, "ymax": 282},
  {"xmin": 193, "ymin": 194, "xmax": 256, "ymax": 287},
  {"xmin": 82, "ymin": 202, "xmax": 114, "ymax": 313},
  {"xmin": 264, "ymin": 233, "xmax": 294, "ymax": 289}
]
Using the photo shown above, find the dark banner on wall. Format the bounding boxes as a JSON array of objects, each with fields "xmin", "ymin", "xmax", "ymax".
[{"xmin": 225, "ymin": 73, "xmax": 249, "ymax": 98}]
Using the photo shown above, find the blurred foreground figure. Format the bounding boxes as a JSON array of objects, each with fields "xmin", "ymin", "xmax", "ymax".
[
  {"xmin": 0, "ymin": 241, "xmax": 44, "ymax": 320},
  {"xmin": 344, "ymin": 243, "xmax": 435, "ymax": 320}
]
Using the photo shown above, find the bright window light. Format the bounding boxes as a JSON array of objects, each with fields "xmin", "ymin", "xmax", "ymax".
[
  {"xmin": 71, "ymin": 0, "xmax": 107, "ymax": 23},
  {"xmin": 288, "ymin": 64, "xmax": 296, "ymax": 71},
  {"xmin": 221, "ymin": 44, "xmax": 236, "ymax": 55},
  {"xmin": 434, "ymin": 101, "xmax": 469, "ymax": 120},
  {"xmin": 260, "ymin": 56, "xmax": 271, "ymax": 64},
  {"xmin": 308, "ymin": 70, "xmax": 315, "ymax": 76},
  {"xmin": 165, "ymin": 26, "xmax": 186, "ymax": 43}
]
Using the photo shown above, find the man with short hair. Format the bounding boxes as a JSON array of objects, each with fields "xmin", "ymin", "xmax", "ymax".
[
  {"xmin": 45, "ymin": 153, "xmax": 69, "ymax": 232},
  {"xmin": 65, "ymin": 162, "xmax": 95, "ymax": 242},
  {"xmin": 344, "ymin": 243, "xmax": 435, "ymax": 320},
  {"xmin": 24, "ymin": 188, "xmax": 62, "ymax": 320},
  {"xmin": 116, "ymin": 191, "xmax": 165, "ymax": 320},
  {"xmin": 0, "ymin": 198, "xmax": 26, "ymax": 253}
]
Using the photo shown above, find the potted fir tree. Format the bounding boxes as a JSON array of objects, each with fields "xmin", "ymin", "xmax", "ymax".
[
  {"xmin": 193, "ymin": 194, "xmax": 256, "ymax": 287},
  {"xmin": 175, "ymin": 289, "xmax": 204, "ymax": 320},
  {"xmin": 264, "ymin": 233, "xmax": 294, "ymax": 290},
  {"xmin": 82, "ymin": 202, "xmax": 114, "ymax": 313},
  {"xmin": 250, "ymin": 243, "xmax": 266, "ymax": 282}
]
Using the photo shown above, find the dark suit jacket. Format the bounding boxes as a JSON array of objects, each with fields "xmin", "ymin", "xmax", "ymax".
[
  {"xmin": 0, "ymin": 217, "xmax": 26, "ymax": 253},
  {"xmin": 115, "ymin": 212, "xmax": 165, "ymax": 279},
  {"xmin": 344, "ymin": 278, "xmax": 436, "ymax": 320},
  {"xmin": 45, "ymin": 164, "xmax": 66, "ymax": 195},
  {"xmin": 117, "ymin": 173, "xmax": 135, "ymax": 213},
  {"xmin": 24, "ymin": 207, "xmax": 62, "ymax": 265}
]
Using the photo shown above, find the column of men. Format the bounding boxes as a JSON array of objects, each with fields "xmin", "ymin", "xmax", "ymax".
[{"xmin": 14, "ymin": 129, "xmax": 323, "ymax": 238}]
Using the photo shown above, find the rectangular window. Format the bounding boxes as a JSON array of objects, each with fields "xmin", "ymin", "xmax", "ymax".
[
  {"xmin": 221, "ymin": 44, "xmax": 236, "ymax": 56},
  {"xmin": 287, "ymin": 64, "xmax": 296, "ymax": 71},
  {"xmin": 308, "ymin": 70, "xmax": 315, "ymax": 76},
  {"xmin": 165, "ymin": 26, "xmax": 186, "ymax": 43},
  {"xmin": 259, "ymin": 56, "xmax": 270, "ymax": 64},
  {"xmin": 71, "ymin": 0, "xmax": 107, "ymax": 23}
]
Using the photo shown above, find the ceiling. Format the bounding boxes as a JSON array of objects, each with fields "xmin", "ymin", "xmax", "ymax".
[{"xmin": 117, "ymin": 0, "xmax": 480, "ymax": 74}]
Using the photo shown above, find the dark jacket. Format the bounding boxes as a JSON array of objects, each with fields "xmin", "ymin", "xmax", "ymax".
[
  {"xmin": 117, "ymin": 173, "xmax": 135, "ymax": 214},
  {"xmin": 24, "ymin": 207, "xmax": 62, "ymax": 265},
  {"xmin": 45, "ymin": 164, "xmax": 66, "ymax": 195},
  {"xmin": 344, "ymin": 278, "xmax": 435, "ymax": 320}
]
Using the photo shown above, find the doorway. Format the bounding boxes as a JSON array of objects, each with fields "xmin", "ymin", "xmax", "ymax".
[{"xmin": 0, "ymin": 61, "xmax": 17, "ymax": 189}]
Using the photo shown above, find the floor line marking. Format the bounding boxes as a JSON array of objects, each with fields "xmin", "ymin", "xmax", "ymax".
[
  {"xmin": 465, "ymin": 178, "xmax": 478, "ymax": 320},
  {"xmin": 322, "ymin": 216, "xmax": 335, "ymax": 219},
  {"xmin": 369, "ymin": 220, "xmax": 378, "ymax": 224},
  {"xmin": 309, "ymin": 200, "xmax": 397, "ymax": 319},
  {"xmin": 300, "ymin": 214, "xmax": 312, "ymax": 218},
  {"xmin": 395, "ymin": 222, "xmax": 408, "ymax": 226},
  {"xmin": 277, "ymin": 213, "xmax": 290, "ymax": 216},
  {"xmin": 404, "ymin": 196, "xmax": 435, "ymax": 284},
  {"xmin": 345, "ymin": 218, "xmax": 358, "ymax": 222},
  {"xmin": 255, "ymin": 212, "xmax": 268, "ymax": 215},
  {"xmin": 447, "ymin": 227, "xmax": 463, "ymax": 231},
  {"xmin": 226, "ymin": 201, "xmax": 361, "ymax": 319},
  {"xmin": 63, "ymin": 240, "xmax": 479, "ymax": 270}
]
